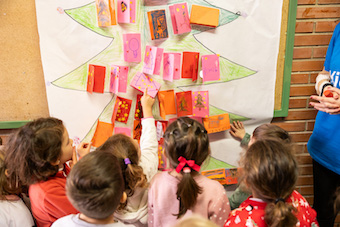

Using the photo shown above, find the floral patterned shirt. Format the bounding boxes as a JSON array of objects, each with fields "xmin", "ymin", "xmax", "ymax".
[{"xmin": 224, "ymin": 190, "xmax": 319, "ymax": 227}]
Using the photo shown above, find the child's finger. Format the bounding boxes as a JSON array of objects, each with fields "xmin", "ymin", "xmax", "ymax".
[
  {"xmin": 144, "ymin": 87, "xmax": 148, "ymax": 96},
  {"xmin": 230, "ymin": 124, "xmax": 236, "ymax": 132},
  {"xmin": 71, "ymin": 147, "xmax": 77, "ymax": 168}
]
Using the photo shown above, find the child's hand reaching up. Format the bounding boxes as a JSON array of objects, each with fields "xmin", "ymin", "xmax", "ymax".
[
  {"xmin": 69, "ymin": 142, "xmax": 91, "ymax": 168},
  {"xmin": 229, "ymin": 121, "xmax": 246, "ymax": 141},
  {"xmin": 141, "ymin": 87, "xmax": 155, "ymax": 118}
]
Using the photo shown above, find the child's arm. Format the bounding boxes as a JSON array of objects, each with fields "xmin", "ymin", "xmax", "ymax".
[
  {"xmin": 209, "ymin": 184, "xmax": 231, "ymax": 226},
  {"xmin": 139, "ymin": 88, "xmax": 159, "ymax": 181}
]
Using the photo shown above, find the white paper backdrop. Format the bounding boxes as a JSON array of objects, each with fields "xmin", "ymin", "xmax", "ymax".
[{"xmin": 35, "ymin": 0, "xmax": 283, "ymax": 167}]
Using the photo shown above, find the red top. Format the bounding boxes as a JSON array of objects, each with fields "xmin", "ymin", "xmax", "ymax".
[
  {"xmin": 224, "ymin": 190, "xmax": 319, "ymax": 227},
  {"xmin": 29, "ymin": 164, "xmax": 78, "ymax": 227}
]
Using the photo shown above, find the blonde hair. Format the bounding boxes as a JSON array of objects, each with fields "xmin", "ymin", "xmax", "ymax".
[{"xmin": 173, "ymin": 215, "xmax": 218, "ymax": 227}]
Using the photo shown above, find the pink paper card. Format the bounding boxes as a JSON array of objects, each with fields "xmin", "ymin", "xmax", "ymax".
[
  {"xmin": 163, "ymin": 53, "xmax": 175, "ymax": 82},
  {"xmin": 110, "ymin": 65, "xmax": 128, "ymax": 93},
  {"xmin": 114, "ymin": 127, "xmax": 131, "ymax": 137},
  {"xmin": 173, "ymin": 53, "xmax": 181, "ymax": 80},
  {"xmin": 117, "ymin": 0, "xmax": 136, "ymax": 23},
  {"xmin": 130, "ymin": 72, "xmax": 161, "ymax": 98},
  {"xmin": 154, "ymin": 48, "xmax": 164, "ymax": 75},
  {"xmin": 163, "ymin": 53, "xmax": 181, "ymax": 81},
  {"xmin": 143, "ymin": 46, "xmax": 163, "ymax": 75},
  {"xmin": 130, "ymin": 0, "xmax": 136, "ymax": 23},
  {"xmin": 169, "ymin": 3, "xmax": 191, "ymax": 34},
  {"xmin": 123, "ymin": 33, "xmax": 141, "ymax": 62},
  {"xmin": 192, "ymin": 91, "xmax": 209, "ymax": 118},
  {"xmin": 110, "ymin": 66, "xmax": 119, "ymax": 94},
  {"xmin": 202, "ymin": 54, "xmax": 220, "ymax": 82}
]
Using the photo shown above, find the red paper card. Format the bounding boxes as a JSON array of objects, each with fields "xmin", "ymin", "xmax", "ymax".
[
  {"xmin": 91, "ymin": 120, "xmax": 114, "ymax": 148},
  {"xmin": 114, "ymin": 96, "xmax": 132, "ymax": 124},
  {"xmin": 134, "ymin": 94, "xmax": 143, "ymax": 119},
  {"xmin": 133, "ymin": 120, "xmax": 142, "ymax": 141},
  {"xmin": 87, "ymin": 64, "xmax": 106, "ymax": 94},
  {"xmin": 176, "ymin": 91, "xmax": 193, "ymax": 117},
  {"xmin": 182, "ymin": 52, "xmax": 199, "ymax": 81},
  {"xmin": 192, "ymin": 91, "xmax": 209, "ymax": 118}
]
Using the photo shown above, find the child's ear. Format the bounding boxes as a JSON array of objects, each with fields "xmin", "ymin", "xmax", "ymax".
[
  {"xmin": 120, "ymin": 192, "xmax": 127, "ymax": 203},
  {"xmin": 5, "ymin": 169, "xmax": 9, "ymax": 177}
]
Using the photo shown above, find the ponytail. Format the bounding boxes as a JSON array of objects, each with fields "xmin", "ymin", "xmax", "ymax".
[
  {"xmin": 265, "ymin": 200, "xmax": 297, "ymax": 227},
  {"xmin": 164, "ymin": 117, "xmax": 210, "ymax": 219},
  {"xmin": 240, "ymin": 140, "xmax": 299, "ymax": 227},
  {"xmin": 176, "ymin": 170, "xmax": 202, "ymax": 218}
]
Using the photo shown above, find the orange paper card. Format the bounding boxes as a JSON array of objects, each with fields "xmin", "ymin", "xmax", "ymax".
[
  {"xmin": 147, "ymin": 10, "xmax": 168, "ymax": 40},
  {"xmin": 91, "ymin": 120, "xmax": 114, "ymax": 147},
  {"xmin": 203, "ymin": 113, "xmax": 230, "ymax": 134},
  {"xmin": 176, "ymin": 91, "xmax": 193, "ymax": 117},
  {"xmin": 190, "ymin": 5, "xmax": 219, "ymax": 28},
  {"xmin": 158, "ymin": 90, "xmax": 177, "ymax": 116},
  {"xmin": 95, "ymin": 0, "xmax": 117, "ymax": 27}
]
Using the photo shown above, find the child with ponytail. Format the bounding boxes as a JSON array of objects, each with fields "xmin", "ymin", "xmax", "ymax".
[
  {"xmin": 96, "ymin": 88, "xmax": 158, "ymax": 226},
  {"xmin": 225, "ymin": 139, "xmax": 318, "ymax": 227},
  {"xmin": 148, "ymin": 117, "xmax": 230, "ymax": 227}
]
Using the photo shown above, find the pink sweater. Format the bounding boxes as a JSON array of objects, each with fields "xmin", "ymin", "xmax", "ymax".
[{"xmin": 148, "ymin": 171, "xmax": 231, "ymax": 227}]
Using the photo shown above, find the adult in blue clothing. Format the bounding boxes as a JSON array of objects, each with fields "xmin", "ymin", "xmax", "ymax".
[{"xmin": 308, "ymin": 23, "xmax": 340, "ymax": 227}]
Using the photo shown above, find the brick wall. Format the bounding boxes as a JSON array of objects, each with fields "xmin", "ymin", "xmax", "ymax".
[{"xmin": 272, "ymin": 0, "xmax": 340, "ymax": 226}]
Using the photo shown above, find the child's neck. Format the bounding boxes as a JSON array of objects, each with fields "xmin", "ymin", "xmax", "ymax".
[{"xmin": 79, "ymin": 213, "xmax": 116, "ymax": 224}]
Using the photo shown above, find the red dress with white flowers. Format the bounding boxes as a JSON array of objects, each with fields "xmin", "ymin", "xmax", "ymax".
[{"xmin": 224, "ymin": 190, "xmax": 319, "ymax": 227}]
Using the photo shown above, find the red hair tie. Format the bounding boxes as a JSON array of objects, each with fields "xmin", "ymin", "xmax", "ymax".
[{"xmin": 175, "ymin": 156, "xmax": 201, "ymax": 173}]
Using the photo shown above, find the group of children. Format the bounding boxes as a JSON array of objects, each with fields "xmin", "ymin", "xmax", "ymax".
[{"xmin": 0, "ymin": 89, "xmax": 329, "ymax": 227}]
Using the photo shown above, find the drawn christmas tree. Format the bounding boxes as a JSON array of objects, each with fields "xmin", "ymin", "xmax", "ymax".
[{"xmin": 52, "ymin": 0, "xmax": 257, "ymax": 170}]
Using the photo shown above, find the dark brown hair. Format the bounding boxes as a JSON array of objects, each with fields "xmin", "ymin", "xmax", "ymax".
[
  {"xmin": 241, "ymin": 139, "xmax": 298, "ymax": 227},
  {"xmin": 96, "ymin": 133, "xmax": 147, "ymax": 209},
  {"xmin": 164, "ymin": 117, "xmax": 210, "ymax": 218},
  {"xmin": 0, "ymin": 151, "xmax": 22, "ymax": 199},
  {"xmin": 66, "ymin": 151, "xmax": 124, "ymax": 220},
  {"xmin": 4, "ymin": 117, "xmax": 64, "ymax": 185},
  {"xmin": 253, "ymin": 124, "xmax": 291, "ymax": 144}
]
